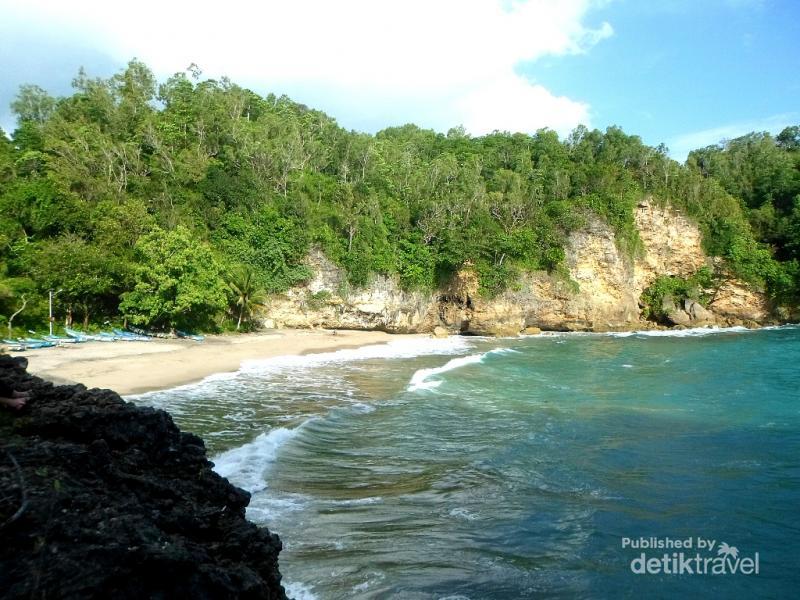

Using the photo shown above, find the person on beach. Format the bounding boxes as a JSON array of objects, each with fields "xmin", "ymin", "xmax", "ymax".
[{"xmin": 0, "ymin": 380, "xmax": 30, "ymax": 410}]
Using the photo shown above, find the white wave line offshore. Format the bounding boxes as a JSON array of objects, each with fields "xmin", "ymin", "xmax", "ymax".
[{"xmin": 406, "ymin": 347, "xmax": 516, "ymax": 391}]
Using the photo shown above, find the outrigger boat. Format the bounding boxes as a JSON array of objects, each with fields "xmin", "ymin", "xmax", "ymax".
[
  {"xmin": 4, "ymin": 338, "xmax": 56, "ymax": 350},
  {"xmin": 21, "ymin": 337, "xmax": 56, "ymax": 348},
  {"xmin": 3, "ymin": 339, "xmax": 26, "ymax": 351},
  {"xmin": 127, "ymin": 326, "xmax": 173, "ymax": 339},
  {"xmin": 176, "ymin": 330, "xmax": 205, "ymax": 342},
  {"xmin": 43, "ymin": 334, "xmax": 79, "ymax": 344},
  {"xmin": 65, "ymin": 327, "xmax": 115, "ymax": 342},
  {"xmin": 112, "ymin": 328, "xmax": 151, "ymax": 341}
]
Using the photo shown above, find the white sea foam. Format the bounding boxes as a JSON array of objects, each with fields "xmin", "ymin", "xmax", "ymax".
[
  {"xmin": 606, "ymin": 326, "xmax": 751, "ymax": 338},
  {"xmin": 213, "ymin": 425, "xmax": 304, "ymax": 492},
  {"xmin": 241, "ymin": 335, "xmax": 470, "ymax": 373},
  {"xmin": 245, "ymin": 493, "xmax": 311, "ymax": 522},
  {"xmin": 125, "ymin": 370, "xmax": 241, "ymax": 401},
  {"xmin": 449, "ymin": 507, "xmax": 479, "ymax": 521},
  {"xmin": 331, "ymin": 496, "xmax": 383, "ymax": 506},
  {"xmin": 407, "ymin": 347, "xmax": 515, "ymax": 392},
  {"xmin": 130, "ymin": 336, "xmax": 471, "ymax": 400},
  {"xmin": 283, "ymin": 581, "xmax": 319, "ymax": 600},
  {"xmin": 536, "ymin": 325, "xmax": 758, "ymax": 340},
  {"xmin": 408, "ymin": 354, "xmax": 484, "ymax": 391}
]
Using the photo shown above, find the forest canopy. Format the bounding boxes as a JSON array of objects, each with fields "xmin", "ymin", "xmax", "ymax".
[{"xmin": 1, "ymin": 60, "xmax": 798, "ymax": 332}]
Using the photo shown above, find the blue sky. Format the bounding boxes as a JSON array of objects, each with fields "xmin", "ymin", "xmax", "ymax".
[
  {"xmin": 0, "ymin": 0, "xmax": 797, "ymax": 160},
  {"xmin": 528, "ymin": 0, "xmax": 800, "ymax": 158}
]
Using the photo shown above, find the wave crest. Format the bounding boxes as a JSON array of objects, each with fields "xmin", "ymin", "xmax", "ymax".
[
  {"xmin": 213, "ymin": 426, "xmax": 303, "ymax": 492},
  {"xmin": 407, "ymin": 347, "xmax": 515, "ymax": 391}
]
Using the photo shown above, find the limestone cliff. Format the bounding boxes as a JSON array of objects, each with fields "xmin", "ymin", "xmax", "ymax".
[
  {"xmin": 264, "ymin": 250, "xmax": 438, "ymax": 333},
  {"xmin": 263, "ymin": 199, "xmax": 772, "ymax": 335}
]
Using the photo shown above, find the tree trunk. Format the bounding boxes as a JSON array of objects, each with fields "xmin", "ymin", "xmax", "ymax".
[{"xmin": 8, "ymin": 295, "xmax": 28, "ymax": 337}]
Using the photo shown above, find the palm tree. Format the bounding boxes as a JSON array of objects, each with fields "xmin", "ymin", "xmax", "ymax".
[
  {"xmin": 717, "ymin": 542, "xmax": 739, "ymax": 560},
  {"xmin": 226, "ymin": 266, "xmax": 267, "ymax": 330}
]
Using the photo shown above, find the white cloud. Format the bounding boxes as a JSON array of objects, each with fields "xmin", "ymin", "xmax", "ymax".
[
  {"xmin": 668, "ymin": 113, "xmax": 799, "ymax": 161},
  {"xmin": 456, "ymin": 73, "xmax": 589, "ymax": 136},
  {"xmin": 2, "ymin": 0, "xmax": 612, "ymax": 136}
]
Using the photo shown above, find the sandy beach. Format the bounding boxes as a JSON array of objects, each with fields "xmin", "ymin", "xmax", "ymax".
[{"xmin": 16, "ymin": 329, "xmax": 423, "ymax": 396}]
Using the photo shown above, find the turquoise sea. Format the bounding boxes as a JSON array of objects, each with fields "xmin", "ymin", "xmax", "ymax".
[{"xmin": 133, "ymin": 326, "xmax": 800, "ymax": 599}]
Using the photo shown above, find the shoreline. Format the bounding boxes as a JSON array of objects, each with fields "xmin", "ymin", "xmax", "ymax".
[
  {"xmin": 19, "ymin": 329, "xmax": 426, "ymax": 396},
  {"xmin": 13, "ymin": 324, "xmax": 790, "ymax": 397}
]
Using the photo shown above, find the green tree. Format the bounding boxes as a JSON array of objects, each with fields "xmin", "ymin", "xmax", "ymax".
[
  {"xmin": 11, "ymin": 84, "xmax": 57, "ymax": 124},
  {"xmin": 120, "ymin": 227, "xmax": 226, "ymax": 330},
  {"xmin": 3, "ymin": 61, "xmax": 799, "ymax": 323},
  {"xmin": 25, "ymin": 235, "xmax": 123, "ymax": 327}
]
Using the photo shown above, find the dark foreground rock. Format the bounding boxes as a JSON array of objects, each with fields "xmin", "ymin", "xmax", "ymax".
[{"xmin": 0, "ymin": 354, "xmax": 287, "ymax": 600}]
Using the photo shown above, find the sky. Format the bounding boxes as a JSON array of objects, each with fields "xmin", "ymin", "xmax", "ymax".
[{"xmin": 0, "ymin": 0, "xmax": 797, "ymax": 160}]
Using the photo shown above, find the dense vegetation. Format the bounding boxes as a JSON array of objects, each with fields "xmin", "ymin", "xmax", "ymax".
[
  {"xmin": 639, "ymin": 268, "xmax": 714, "ymax": 322},
  {"xmin": 1, "ymin": 61, "xmax": 798, "ymax": 332}
]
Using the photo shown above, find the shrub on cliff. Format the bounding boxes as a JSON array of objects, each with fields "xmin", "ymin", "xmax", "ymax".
[{"xmin": 640, "ymin": 268, "xmax": 714, "ymax": 322}]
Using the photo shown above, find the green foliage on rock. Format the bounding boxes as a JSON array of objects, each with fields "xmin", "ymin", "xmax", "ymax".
[
  {"xmin": 213, "ymin": 207, "xmax": 311, "ymax": 293},
  {"xmin": 640, "ymin": 268, "xmax": 715, "ymax": 321},
  {"xmin": 685, "ymin": 128, "xmax": 800, "ymax": 298},
  {"xmin": 0, "ymin": 60, "xmax": 798, "ymax": 332}
]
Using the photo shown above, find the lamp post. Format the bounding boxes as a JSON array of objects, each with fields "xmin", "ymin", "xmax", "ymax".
[{"xmin": 49, "ymin": 289, "xmax": 63, "ymax": 336}]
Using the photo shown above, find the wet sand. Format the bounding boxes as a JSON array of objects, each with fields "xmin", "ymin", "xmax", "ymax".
[{"xmin": 17, "ymin": 329, "xmax": 423, "ymax": 395}]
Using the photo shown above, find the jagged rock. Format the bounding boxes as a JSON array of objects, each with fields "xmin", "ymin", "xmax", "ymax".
[
  {"xmin": 633, "ymin": 200, "xmax": 707, "ymax": 293},
  {"xmin": 709, "ymin": 278, "xmax": 770, "ymax": 322},
  {"xmin": 266, "ymin": 249, "xmax": 438, "ymax": 333},
  {"xmin": 522, "ymin": 326, "xmax": 542, "ymax": 335},
  {"xmin": 684, "ymin": 299, "xmax": 715, "ymax": 325},
  {"xmin": 468, "ymin": 323, "xmax": 521, "ymax": 337},
  {"xmin": 0, "ymin": 355, "xmax": 287, "ymax": 600},
  {"xmin": 659, "ymin": 295, "xmax": 714, "ymax": 327},
  {"xmin": 661, "ymin": 295, "xmax": 690, "ymax": 326},
  {"xmin": 661, "ymin": 295, "xmax": 678, "ymax": 314},
  {"xmin": 432, "ymin": 326, "xmax": 450, "ymax": 338},
  {"xmin": 666, "ymin": 308, "xmax": 692, "ymax": 327}
]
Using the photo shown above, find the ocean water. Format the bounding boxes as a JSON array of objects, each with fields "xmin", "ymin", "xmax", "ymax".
[{"xmin": 132, "ymin": 327, "xmax": 800, "ymax": 599}]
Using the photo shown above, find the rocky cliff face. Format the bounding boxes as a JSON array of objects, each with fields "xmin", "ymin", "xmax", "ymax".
[
  {"xmin": 0, "ymin": 355, "xmax": 287, "ymax": 600},
  {"xmin": 708, "ymin": 275, "xmax": 771, "ymax": 324},
  {"xmin": 264, "ymin": 199, "xmax": 771, "ymax": 334},
  {"xmin": 265, "ymin": 250, "xmax": 439, "ymax": 333},
  {"xmin": 632, "ymin": 200, "xmax": 707, "ymax": 293}
]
